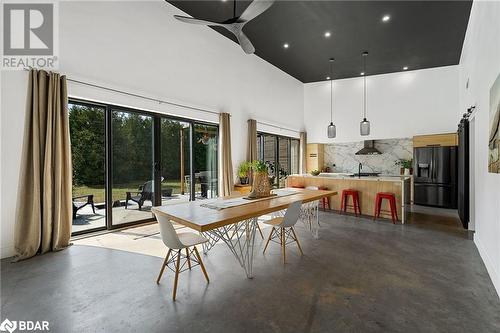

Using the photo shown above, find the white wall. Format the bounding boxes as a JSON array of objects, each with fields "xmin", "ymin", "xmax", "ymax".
[
  {"xmin": 0, "ymin": 1, "xmax": 303, "ymax": 258},
  {"xmin": 458, "ymin": 0, "xmax": 500, "ymax": 296},
  {"xmin": 304, "ymin": 66, "xmax": 460, "ymax": 143}
]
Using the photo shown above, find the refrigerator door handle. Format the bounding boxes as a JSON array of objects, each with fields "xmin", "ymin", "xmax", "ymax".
[{"xmin": 430, "ymin": 149, "xmax": 434, "ymax": 181}]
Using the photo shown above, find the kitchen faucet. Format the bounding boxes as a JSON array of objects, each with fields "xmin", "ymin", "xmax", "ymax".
[{"xmin": 358, "ymin": 163, "xmax": 362, "ymax": 179}]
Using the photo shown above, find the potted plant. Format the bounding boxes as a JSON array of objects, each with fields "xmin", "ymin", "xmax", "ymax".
[
  {"xmin": 395, "ymin": 159, "xmax": 413, "ymax": 175},
  {"xmin": 237, "ymin": 161, "xmax": 251, "ymax": 185},
  {"xmin": 248, "ymin": 160, "xmax": 271, "ymax": 198}
]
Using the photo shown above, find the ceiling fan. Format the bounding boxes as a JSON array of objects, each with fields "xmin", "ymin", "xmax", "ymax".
[{"xmin": 173, "ymin": 0, "xmax": 275, "ymax": 54}]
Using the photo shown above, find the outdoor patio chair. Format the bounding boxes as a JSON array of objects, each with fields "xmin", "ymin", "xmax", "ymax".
[
  {"xmin": 126, "ymin": 180, "xmax": 153, "ymax": 210},
  {"xmin": 72, "ymin": 194, "xmax": 96, "ymax": 219}
]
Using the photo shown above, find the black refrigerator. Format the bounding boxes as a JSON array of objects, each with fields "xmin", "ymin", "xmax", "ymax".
[{"xmin": 414, "ymin": 146, "xmax": 458, "ymax": 208}]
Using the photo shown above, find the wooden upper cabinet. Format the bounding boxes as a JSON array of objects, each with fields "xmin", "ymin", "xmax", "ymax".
[
  {"xmin": 413, "ymin": 133, "xmax": 458, "ymax": 147},
  {"xmin": 306, "ymin": 143, "xmax": 324, "ymax": 172}
]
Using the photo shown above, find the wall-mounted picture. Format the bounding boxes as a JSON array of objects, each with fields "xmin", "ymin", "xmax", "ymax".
[{"xmin": 489, "ymin": 73, "xmax": 500, "ymax": 173}]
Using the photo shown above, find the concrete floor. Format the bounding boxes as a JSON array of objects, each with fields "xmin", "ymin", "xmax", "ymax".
[{"xmin": 2, "ymin": 207, "xmax": 500, "ymax": 332}]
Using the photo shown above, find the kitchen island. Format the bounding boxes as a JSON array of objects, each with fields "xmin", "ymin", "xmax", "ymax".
[{"xmin": 287, "ymin": 174, "xmax": 412, "ymax": 223}]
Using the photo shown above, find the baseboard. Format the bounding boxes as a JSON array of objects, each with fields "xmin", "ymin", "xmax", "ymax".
[{"xmin": 475, "ymin": 235, "xmax": 500, "ymax": 298}]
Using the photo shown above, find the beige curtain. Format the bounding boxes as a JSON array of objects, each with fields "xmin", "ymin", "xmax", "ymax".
[
  {"xmin": 14, "ymin": 69, "xmax": 72, "ymax": 261},
  {"xmin": 218, "ymin": 113, "xmax": 233, "ymax": 196},
  {"xmin": 246, "ymin": 119, "xmax": 257, "ymax": 184},
  {"xmin": 299, "ymin": 132, "xmax": 307, "ymax": 174}
]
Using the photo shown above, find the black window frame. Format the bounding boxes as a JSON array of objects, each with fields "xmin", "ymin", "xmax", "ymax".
[{"xmin": 69, "ymin": 97, "xmax": 219, "ymax": 236}]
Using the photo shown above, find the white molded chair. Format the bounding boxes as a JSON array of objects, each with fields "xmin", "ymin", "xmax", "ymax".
[
  {"xmin": 153, "ymin": 211, "xmax": 209, "ymax": 301},
  {"xmin": 263, "ymin": 200, "xmax": 304, "ymax": 263}
]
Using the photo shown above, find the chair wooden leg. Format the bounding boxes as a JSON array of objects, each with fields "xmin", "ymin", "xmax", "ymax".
[
  {"xmin": 186, "ymin": 248, "xmax": 191, "ymax": 270},
  {"xmin": 156, "ymin": 249, "xmax": 171, "ymax": 284},
  {"xmin": 263, "ymin": 227, "xmax": 274, "ymax": 254},
  {"xmin": 172, "ymin": 250, "xmax": 181, "ymax": 301},
  {"xmin": 193, "ymin": 247, "xmax": 209, "ymax": 283},
  {"xmin": 291, "ymin": 227, "xmax": 304, "ymax": 255},
  {"xmin": 281, "ymin": 227, "xmax": 286, "ymax": 264}
]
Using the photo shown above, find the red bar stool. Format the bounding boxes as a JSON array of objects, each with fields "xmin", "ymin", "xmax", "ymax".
[
  {"xmin": 341, "ymin": 189, "xmax": 361, "ymax": 216},
  {"xmin": 374, "ymin": 192, "xmax": 398, "ymax": 224}
]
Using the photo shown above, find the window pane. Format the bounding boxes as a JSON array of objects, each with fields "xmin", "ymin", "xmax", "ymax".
[
  {"xmin": 69, "ymin": 102, "xmax": 106, "ymax": 233},
  {"xmin": 160, "ymin": 118, "xmax": 191, "ymax": 205},
  {"xmin": 263, "ymin": 135, "xmax": 277, "ymax": 187},
  {"xmin": 194, "ymin": 124, "xmax": 218, "ymax": 199},
  {"xmin": 278, "ymin": 138, "xmax": 289, "ymax": 188},
  {"xmin": 111, "ymin": 110, "xmax": 154, "ymax": 225},
  {"xmin": 291, "ymin": 139, "xmax": 300, "ymax": 174}
]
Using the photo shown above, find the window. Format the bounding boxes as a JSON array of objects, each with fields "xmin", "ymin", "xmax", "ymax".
[
  {"xmin": 68, "ymin": 98, "xmax": 219, "ymax": 235},
  {"xmin": 257, "ymin": 132, "xmax": 300, "ymax": 188}
]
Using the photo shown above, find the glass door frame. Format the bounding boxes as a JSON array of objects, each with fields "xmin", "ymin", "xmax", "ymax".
[{"xmin": 69, "ymin": 97, "xmax": 218, "ymax": 235}]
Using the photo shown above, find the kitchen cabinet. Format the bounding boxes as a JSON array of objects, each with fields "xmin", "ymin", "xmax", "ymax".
[{"xmin": 306, "ymin": 143, "xmax": 324, "ymax": 172}]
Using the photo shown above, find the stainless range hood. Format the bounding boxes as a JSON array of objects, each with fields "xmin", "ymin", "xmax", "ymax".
[{"xmin": 355, "ymin": 140, "xmax": 382, "ymax": 155}]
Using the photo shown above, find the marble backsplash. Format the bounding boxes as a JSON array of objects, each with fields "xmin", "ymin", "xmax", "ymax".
[{"xmin": 324, "ymin": 138, "xmax": 413, "ymax": 175}]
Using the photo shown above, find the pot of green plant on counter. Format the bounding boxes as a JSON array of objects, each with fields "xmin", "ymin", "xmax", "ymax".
[
  {"xmin": 395, "ymin": 159, "xmax": 413, "ymax": 175},
  {"xmin": 248, "ymin": 160, "xmax": 271, "ymax": 198},
  {"xmin": 237, "ymin": 161, "xmax": 251, "ymax": 185}
]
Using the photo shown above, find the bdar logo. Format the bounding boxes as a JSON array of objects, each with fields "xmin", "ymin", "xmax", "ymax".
[{"xmin": 0, "ymin": 319, "xmax": 17, "ymax": 333}]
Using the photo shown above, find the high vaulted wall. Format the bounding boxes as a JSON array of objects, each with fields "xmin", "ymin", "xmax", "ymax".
[
  {"xmin": 304, "ymin": 65, "xmax": 460, "ymax": 143},
  {"xmin": 0, "ymin": 1, "xmax": 304, "ymax": 258},
  {"xmin": 458, "ymin": 0, "xmax": 500, "ymax": 296}
]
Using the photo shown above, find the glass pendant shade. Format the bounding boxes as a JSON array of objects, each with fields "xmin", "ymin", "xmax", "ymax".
[
  {"xmin": 360, "ymin": 118, "xmax": 370, "ymax": 136},
  {"xmin": 327, "ymin": 122, "xmax": 336, "ymax": 138}
]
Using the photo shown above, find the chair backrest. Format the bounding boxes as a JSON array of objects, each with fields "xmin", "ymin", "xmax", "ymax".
[
  {"xmin": 281, "ymin": 200, "xmax": 303, "ymax": 227},
  {"xmin": 142, "ymin": 180, "xmax": 153, "ymax": 194},
  {"xmin": 153, "ymin": 211, "xmax": 184, "ymax": 249}
]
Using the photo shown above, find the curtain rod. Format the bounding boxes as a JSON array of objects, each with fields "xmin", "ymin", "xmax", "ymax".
[
  {"xmin": 256, "ymin": 120, "xmax": 301, "ymax": 133},
  {"xmin": 23, "ymin": 68, "xmax": 221, "ymax": 116}
]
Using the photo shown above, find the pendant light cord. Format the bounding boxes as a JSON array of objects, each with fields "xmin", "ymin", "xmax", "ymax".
[
  {"xmin": 363, "ymin": 53, "xmax": 367, "ymax": 119},
  {"xmin": 330, "ymin": 60, "xmax": 333, "ymax": 123},
  {"xmin": 233, "ymin": 0, "xmax": 236, "ymax": 18}
]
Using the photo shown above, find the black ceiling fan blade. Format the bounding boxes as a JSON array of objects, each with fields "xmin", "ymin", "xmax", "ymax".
[
  {"xmin": 239, "ymin": 0, "xmax": 275, "ymax": 22},
  {"xmin": 174, "ymin": 15, "xmax": 222, "ymax": 26}
]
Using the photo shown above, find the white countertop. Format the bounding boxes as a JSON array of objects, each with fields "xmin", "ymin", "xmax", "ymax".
[{"xmin": 289, "ymin": 173, "xmax": 412, "ymax": 182}]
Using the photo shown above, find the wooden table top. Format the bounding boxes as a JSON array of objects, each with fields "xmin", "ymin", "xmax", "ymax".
[{"xmin": 152, "ymin": 188, "xmax": 337, "ymax": 232}]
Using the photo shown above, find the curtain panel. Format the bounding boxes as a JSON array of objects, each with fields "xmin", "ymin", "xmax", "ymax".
[
  {"xmin": 218, "ymin": 113, "xmax": 234, "ymax": 196},
  {"xmin": 246, "ymin": 119, "xmax": 257, "ymax": 184},
  {"xmin": 14, "ymin": 69, "xmax": 72, "ymax": 261}
]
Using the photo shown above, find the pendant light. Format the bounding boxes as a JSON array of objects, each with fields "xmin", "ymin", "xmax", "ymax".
[
  {"xmin": 360, "ymin": 51, "xmax": 370, "ymax": 136},
  {"xmin": 327, "ymin": 58, "xmax": 336, "ymax": 138}
]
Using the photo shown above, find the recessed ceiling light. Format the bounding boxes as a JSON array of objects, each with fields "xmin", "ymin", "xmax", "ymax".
[
  {"xmin": 324, "ymin": 31, "xmax": 331, "ymax": 38},
  {"xmin": 283, "ymin": 43, "xmax": 289, "ymax": 49},
  {"xmin": 382, "ymin": 15, "xmax": 391, "ymax": 22},
  {"xmin": 403, "ymin": 66, "xmax": 408, "ymax": 70},
  {"xmin": 360, "ymin": 72, "xmax": 365, "ymax": 75},
  {"xmin": 326, "ymin": 76, "xmax": 330, "ymax": 80}
]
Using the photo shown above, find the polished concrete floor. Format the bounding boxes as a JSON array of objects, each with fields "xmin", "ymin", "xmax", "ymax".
[{"xmin": 2, "ymin": 207, "xmax": 500, "ymax": 332}]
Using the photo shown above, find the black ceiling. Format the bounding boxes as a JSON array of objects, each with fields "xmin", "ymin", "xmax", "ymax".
[{"xmin": 167, "ymin": 1, "xmax": 472, "ymax": 83}]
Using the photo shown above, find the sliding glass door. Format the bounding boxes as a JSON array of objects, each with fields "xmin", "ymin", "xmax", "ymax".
[
  {"xmin": 258, "ymin": 132, "xmax": 300, "ymax": 188},
  {"xmin": 160, "ymin": 118, "xmax": 191, "ymax": 205},
  {"xmin": 68, "ymin": 98, "xmax": 219, "ymax": 235},
  {"xmin": 69, "ymin": 102, "xmax": 107, "ymax": 234},
  {"xmin": 111, "ymin": 109, "xmax": 155, "ymax": 226},
  {"xmin": 194, "ymin": 123, "xmax": 218, "ymax": 199}
]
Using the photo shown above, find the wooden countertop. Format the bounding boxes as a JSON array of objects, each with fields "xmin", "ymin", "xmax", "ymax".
[{"xmin": 289, "ymin": 174, "xmax": 412, "ymax": 183}]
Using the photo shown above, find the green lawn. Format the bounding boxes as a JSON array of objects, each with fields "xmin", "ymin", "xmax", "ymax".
[{"xmin": 72, "ymin": 180, "xmax": 192, "ymax": 204}]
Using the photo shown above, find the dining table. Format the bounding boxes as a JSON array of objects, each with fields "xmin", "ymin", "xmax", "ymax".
[{"xmin": 152, "ymin": 188, "xmax": 337, "ymax": 278}]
